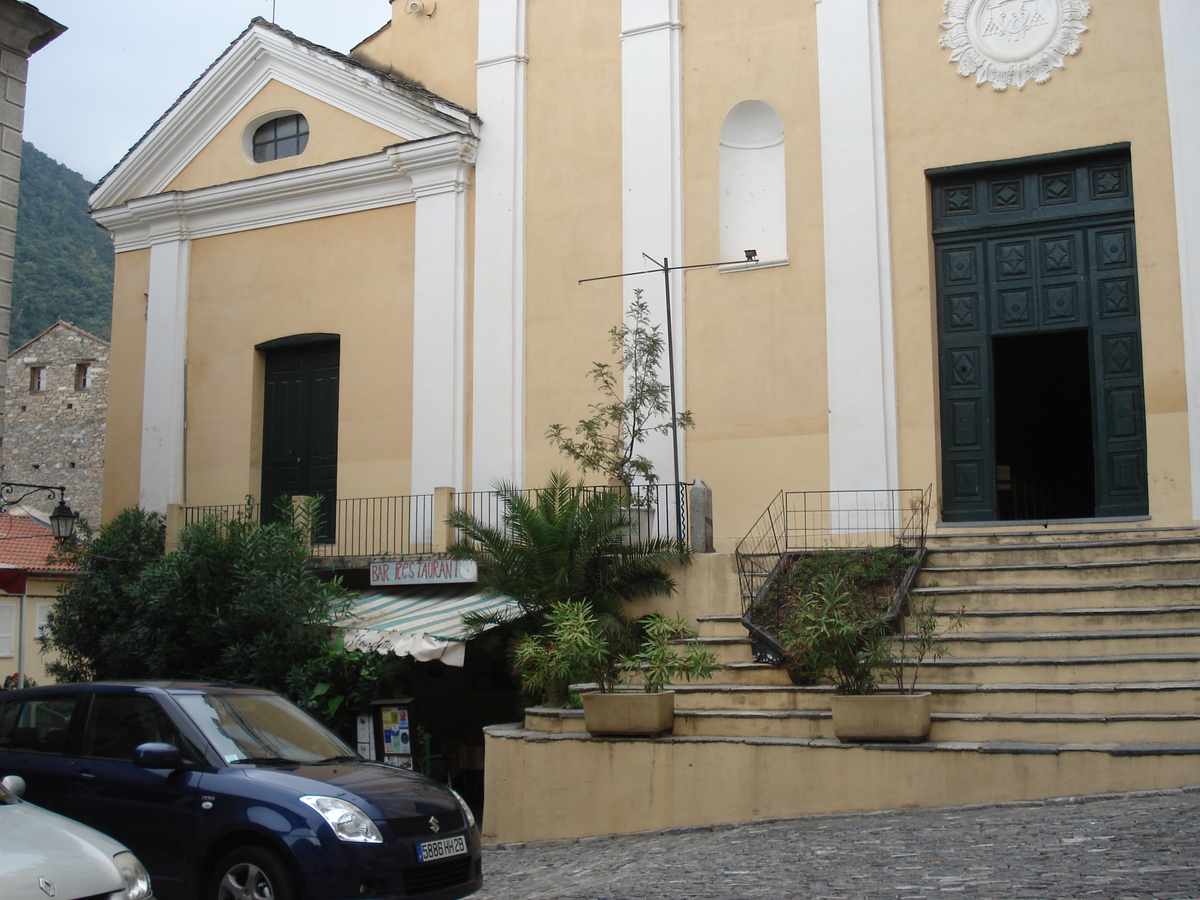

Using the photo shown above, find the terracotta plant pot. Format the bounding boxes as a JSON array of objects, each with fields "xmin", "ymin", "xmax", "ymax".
[
  {"xmin": 830, "ymin": 692, "xmax": 932, "ymax": 743},
  {"xmin": 581, "ymin": 690, "xmax": 675, "ymax": 736}
]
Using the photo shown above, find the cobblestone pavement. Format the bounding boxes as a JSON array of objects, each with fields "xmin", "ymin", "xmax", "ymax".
[{"xmin": 475, "ymin": 787, "xmax": 1200, "ymax": 899}]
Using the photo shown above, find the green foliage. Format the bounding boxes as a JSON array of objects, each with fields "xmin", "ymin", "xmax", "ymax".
[
  {"xmin": 618, "ymin": 612, "xmax": 719, "ymax": 694},
  {"xmin": 42, "ymin": 509, "xmax": 167, "ymax": 683},
  {"xmin": 778, "ymin": 573, "xmax": 892, "ymax": 695},
  {"xmin": 513, "ymin": 603, "xmax": 718, "ymax": 704},
  {"xmin": 42, "ymin": 502, "xmax": 348, "ymax": 697},
  {"xmin": 12, "ymin": 142, "xmax": 113, "ymax": 346},
  {"xmin": 547, "ymin": 289, "xmax": 694, "ymax": 488},
  {"xmin": 890, "ymin": 597, "xmax": 964, "ymax": 693},
  {"xmin": 288, "ymin": 641, "xmax": 413, "ymax": 741},
  {"xmin": 446, "ymin": 471, "xmax": 690, "ymax": 638},
  {"xmin": 512, "ymin": 601, "xmax": 615, "ymax": 705}
]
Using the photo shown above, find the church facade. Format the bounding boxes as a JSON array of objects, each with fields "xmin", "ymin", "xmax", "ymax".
[{"xmin": 91, "ymin": 1, "xmax": 1200, "ymax": 549}]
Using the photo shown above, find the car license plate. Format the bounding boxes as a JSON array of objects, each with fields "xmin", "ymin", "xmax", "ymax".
[{"xmin": 416, "ymin": 834, "xmax": 468, "ymax": 863}]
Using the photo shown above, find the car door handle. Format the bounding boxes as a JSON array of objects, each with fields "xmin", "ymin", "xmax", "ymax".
[{"xmin": 76, "ymin": 770, "xmax": 96, "ymax": 781}]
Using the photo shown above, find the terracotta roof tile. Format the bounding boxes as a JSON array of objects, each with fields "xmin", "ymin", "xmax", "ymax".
[{"xmin": 0, "ymin": 514, "xmax": 76, "ymax": 573}]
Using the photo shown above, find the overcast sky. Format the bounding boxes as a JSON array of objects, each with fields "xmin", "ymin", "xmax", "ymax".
[{"xmin": 23, "ymin": 1, "xmax": 394, "ymax": 184}]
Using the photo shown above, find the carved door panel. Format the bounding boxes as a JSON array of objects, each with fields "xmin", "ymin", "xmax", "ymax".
[{"xmin": 931, "ymin": 146, "xmax": 1147, "ymax": 521}]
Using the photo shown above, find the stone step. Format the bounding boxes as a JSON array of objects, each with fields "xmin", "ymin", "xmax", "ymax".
[
  {"xmin": 673, "ymin": 708, "xmax": 829, "ymax": 739},
  {"xmin": 916, "ymin": 653, "xmax": 1200, "ymax": 684},
  {"xmin": 674, "ymin": 679, "xmax": 1200, "ymax": 716},
  {"xmin": 671, "ymin": 705, "xmax": 1200, "ymax": 743},
  {"xmin": 917, "ymin": 557, "xmax": 1200, "ymax": 587},
  {"xmin": 926, "ymin": 526, "xmax": 1200, "ymax": 547},
  {"xmin": 924, "ymin": 534, "xmax": 1200, "ymax": 566},
  {"xmin": 947, "ymin": 605, "xmax": 1200, "ymax": 634},
  {"xmin": 931, "ymin": 628, "xmax": 1200, "ymax": 659},
  {"xmin": 911, "ymin": 581, "xmax": 1200, "ymax": 611},
  {"xmin": 928, "ymin": 711, "xmax": 1200, "ymax": 744},
  {"xmin": 690, "ymin": 635, "xmax": 756, "ymax": 665},
  {"xmin": 718, "ymin": 661, "xmax": 795, "ymax": 687},
  {"xmin": 908, "ymin": 681, "xmax": 1200, "ymax": 716},
  {"xmin": 694, "ymin": 614, "xmax": 746, "ymax": 639}
]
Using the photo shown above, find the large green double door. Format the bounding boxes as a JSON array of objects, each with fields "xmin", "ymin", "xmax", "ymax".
[{"xmin": 932, "ymin": 146, "xmax": 1147, "ymax": 522}]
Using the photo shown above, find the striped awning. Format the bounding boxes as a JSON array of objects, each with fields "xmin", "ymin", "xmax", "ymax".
[{"xmin": 336, "ymin": 586, "xmax": 521, "ymax": 667}]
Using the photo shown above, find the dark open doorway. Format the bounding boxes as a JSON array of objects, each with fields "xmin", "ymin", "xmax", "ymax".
[{"xmin": 992, "ymin": 330, "xmax": 1094, "ymax": 520}]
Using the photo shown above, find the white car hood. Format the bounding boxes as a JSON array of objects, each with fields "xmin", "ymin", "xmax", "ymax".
[{"xmin": 0, "ymin": 800, "xmax": 126, "ymax": 900}]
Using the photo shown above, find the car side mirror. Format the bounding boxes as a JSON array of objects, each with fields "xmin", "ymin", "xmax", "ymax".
[
  {"xmin": 134, "ymin": 742, "xmax": 182, "ymax": 769},
  {"xmin": 1, "ymin": 774, "xmax": 26, "ymax": 798}
]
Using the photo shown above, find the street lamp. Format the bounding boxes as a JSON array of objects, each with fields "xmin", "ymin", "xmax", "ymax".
[{"xmin": 1, "ymin": 482, "xmax": 78, "ymax": 541}]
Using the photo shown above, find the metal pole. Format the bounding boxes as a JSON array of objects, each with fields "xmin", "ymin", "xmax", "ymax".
[
  {"xmin": 660, "ymin": 259, "xmax": 686, "ymax": 544},
  {"xmin": 661, "ymin": 258, "xmax": 681, "ymax": 491}
]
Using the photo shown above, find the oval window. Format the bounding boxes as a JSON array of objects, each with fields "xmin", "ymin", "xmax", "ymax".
[{"xmin": 251, "ymin": 113, "xmax": 309, "ymax": 163}]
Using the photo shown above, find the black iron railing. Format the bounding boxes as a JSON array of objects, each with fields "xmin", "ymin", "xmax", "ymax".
[
  {"xmin": 179, "ymin": 494, "xmax": 438, "ymax": 558},
  {"xmin": 452, "ymin": 482, "xmax": 691, "ymax": 546},
  {"xmin": 177, "ymin": 482, "xmax": 690, "ymax": 560},
  {"xmin": 734, "ymin": 488, "xmax": 931, "ymax": 662}
]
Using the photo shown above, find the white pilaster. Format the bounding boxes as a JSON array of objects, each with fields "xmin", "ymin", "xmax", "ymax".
[
  {"xmin": 814, "ymin": 0, "xmax": 898, "ymax": 492},
  {"xmin": 472, "ymin": 0, "xmax": 527, "ymax": 490},
  {"xmin": 621, "ymin": 0, "xmax": 685, "ymax": 486},
  {"xmin": 141, "ymin": 234, "xmax": 190, "ymax": 513},
  {"xmin": 1160, "ymin": 0, "xmax": 1200, "ymax": 519},
  {"xmin": 390, "ymin": 135, "xmax": 478, "ymax": 495}
]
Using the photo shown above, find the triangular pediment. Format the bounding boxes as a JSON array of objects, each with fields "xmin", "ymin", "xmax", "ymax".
[{"xmin": 91, "ymin": 18, "xmax": 478, "ymax": 210}]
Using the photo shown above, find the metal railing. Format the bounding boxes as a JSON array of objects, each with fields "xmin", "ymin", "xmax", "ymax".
[
  {"xmin": 177, "ymin": 482, "xmax": 691, "ymax": 560},
  {"xmin": 452, "ymin": 482, "xmax": 691, "ymax": 546},
  {"xmin": 735, "ymin": 487, "xmax": 931, "ymax": 615},
  {"xmin": 179, "ymin": 494, "xmax": 438, "ymax": 559}
]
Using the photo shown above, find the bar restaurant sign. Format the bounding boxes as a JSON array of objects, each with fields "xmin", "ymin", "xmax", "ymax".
[{"xmin": 369, "ymin": 558, "xmax": 478, "ymax": 586}]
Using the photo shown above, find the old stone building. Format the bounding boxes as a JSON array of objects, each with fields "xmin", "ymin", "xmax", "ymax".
[
  {"xmin": 0, "ymin": 1, "xmax": 64, "ymax": 440},
  {"xmin": 3, "ymin": 319, "xmax": 107, "ymax": 526}
]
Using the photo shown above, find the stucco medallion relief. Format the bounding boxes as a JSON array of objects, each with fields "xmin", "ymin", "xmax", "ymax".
[{"xmin": 940, "ymin": 0, "xmax": 1091, "ymax": 91}]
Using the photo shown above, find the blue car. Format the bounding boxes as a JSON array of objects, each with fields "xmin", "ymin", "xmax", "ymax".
[{"xmin": 0, "ymin": 682, "xmax": 482, "ymax": 900}]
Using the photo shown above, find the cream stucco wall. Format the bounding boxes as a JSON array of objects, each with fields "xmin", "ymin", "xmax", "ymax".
[
  {"xmin": 679, "ymin": 1, "xmax": 830, "ymax": 548},
  {"xmin": 165, "ymin": 80, "xmax": 408, "ymax": 195},
  {"xmin": 353, "ymin": 2, "xmax": 480, "ymax": 113},
  {"xmin": 520, "ymin": 0, "xmax": 625, "ymax": 488},
  {"xmin": 2, "ymin": 578, "xmax": 68, "ymax": 687},
  {"xmin": 102, "ymin": 248, "xmax": 149, "ymax": 519},
  {"xmin": 184, "ymin": 204, "xmax": 418, "ymax": 506}
]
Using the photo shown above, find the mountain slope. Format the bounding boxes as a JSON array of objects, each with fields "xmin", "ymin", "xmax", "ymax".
[{"xmin": 11, "ymin": 142, "xmax": 113, "ymax": 349}]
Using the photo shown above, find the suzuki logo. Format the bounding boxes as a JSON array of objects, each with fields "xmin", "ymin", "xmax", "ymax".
[
  {"xmin": 428, "ymin": 816, "xmax": 441, "ymax": 833},
  {"xmin": 38, "ymin": 877, "xmax": 55, "ymax": 897}
]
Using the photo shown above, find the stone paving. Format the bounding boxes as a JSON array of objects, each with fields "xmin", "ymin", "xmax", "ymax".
[{"xmin": 475, "ymin": 787, "xmax": 1200, "ymax": 899}]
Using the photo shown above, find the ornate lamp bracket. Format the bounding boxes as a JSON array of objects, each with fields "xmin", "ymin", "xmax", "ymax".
[{"xmin": 0, "ymin": 482, "xmax": 78, "ymax": 541}]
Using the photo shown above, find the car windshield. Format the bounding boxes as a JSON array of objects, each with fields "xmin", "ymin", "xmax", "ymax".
[{"xmin": 173, "ymin": 691, "xmax": 356, "ymax": 766}]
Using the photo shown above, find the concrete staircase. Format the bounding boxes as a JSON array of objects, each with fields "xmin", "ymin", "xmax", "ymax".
[
  {"xmin": 483, "ymin": 528, "xmax": 1200, "ymax": 843},
  {"xmin": 675, "ymin": 527, "xmax": 1200, "ymax": 745}
]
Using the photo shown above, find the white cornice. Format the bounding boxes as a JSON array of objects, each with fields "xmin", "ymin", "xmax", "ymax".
[
  {"xmin": 91, "ymin": 22, "xmax": 479, "ymax": 211},
  {"xmin": 94, "ymin": 133, "xmax": 478, "ymax": 252}
]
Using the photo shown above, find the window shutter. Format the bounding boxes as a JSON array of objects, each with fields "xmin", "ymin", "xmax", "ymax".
[{"xmin": 0, "ymin": 601, "xmax": 15, "ymax": 657}]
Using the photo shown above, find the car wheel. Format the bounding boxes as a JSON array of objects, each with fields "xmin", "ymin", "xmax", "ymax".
[{"xmin": 209, "ymin": 846, "xmax": 296, "ymax": 900}]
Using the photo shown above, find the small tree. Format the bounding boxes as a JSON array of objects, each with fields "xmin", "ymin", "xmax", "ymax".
[
  {"xmin": 42, "ymin": 501, "xmax": 348, "ymax": 696},
  {"xmin": 42, "ymin": 508, "xmax": 166, "ymax": 683},
  {"xmin": 547, "ymin": 288, "xmax": 694, "ymax": 490}
]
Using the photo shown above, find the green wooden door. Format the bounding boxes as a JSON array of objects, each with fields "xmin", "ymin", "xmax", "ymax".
[
  {"xmin": 261, "ymin": 339, "xmax": 339, "ymax": 540},
  {"xmin": 931, "ymin": 146, "xmax": 1147, "ymax": 521}
]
